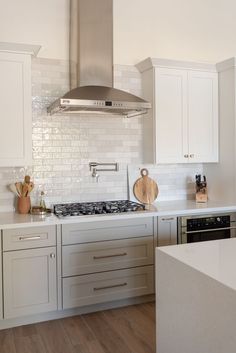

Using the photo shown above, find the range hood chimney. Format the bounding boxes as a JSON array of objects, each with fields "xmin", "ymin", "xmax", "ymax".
[{"xmin": 47, "ymin": 0, "xmax": 151, "ymax": 118}]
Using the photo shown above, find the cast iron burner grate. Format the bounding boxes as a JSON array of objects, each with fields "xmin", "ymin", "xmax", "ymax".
[{"xmin": 54, "ymin": 200, "xmax": 145, "ymax": 218}]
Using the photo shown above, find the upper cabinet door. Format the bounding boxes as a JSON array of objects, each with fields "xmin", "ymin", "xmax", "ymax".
[
  {"xmin": 0, "ymin": 52, "xmax": 32, "ymax": 166},
  {"xmin": 155, "ymin": 68, "xmax": 188, "ymax": 164},
  {"xmin": 187, "ymin": 71, "xmax": 218, "ymax": 163}
]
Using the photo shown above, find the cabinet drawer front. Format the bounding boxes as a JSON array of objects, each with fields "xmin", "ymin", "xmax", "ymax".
[
  {"xmin": 3, "ymin": 247, "xmax": 57, "ymax": 319},
  {"xmin": 3, "ymin": 226, "xmax": 56, "ymax": 251},
  {"xmin": 62, "ymin": 217, "xmax": 154, "ymax": 245},
  {"xmin": 62, "ymin": 236, "xmax": 154, "ymax": 276},
  {"xmin": 63, "ymin": 266, "xmax": 154, "ymax": 309}
]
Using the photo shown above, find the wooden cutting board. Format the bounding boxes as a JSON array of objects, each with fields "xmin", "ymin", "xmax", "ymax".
[{"xmin": 133, "ymin": 168, "xmax": 158, "ymax": 204}]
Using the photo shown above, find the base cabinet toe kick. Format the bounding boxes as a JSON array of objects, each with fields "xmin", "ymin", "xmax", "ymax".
[{"xmin": 0, "ymin": 217, "xmax": 155, "ymax": 328}]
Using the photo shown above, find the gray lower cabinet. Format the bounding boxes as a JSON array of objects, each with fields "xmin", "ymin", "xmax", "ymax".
[
  {"xmin": 3, "ymin": 225, "xmax": 56, "ymax": 251},
  {"xmin": 0, "ymin": 218, "xmax": 154, "ymax": 321},
  {"xmin": 158, "ymin": 216, "xmax": 177, "ymax": 246},
  {"xmin": 62, "ymin": 217, "xmax": 154, "ymax": 245},
  {"xmin": 62, "ymin": 236, "xmax": 154, "ymax": 276},
  {"xmin": 63, "ymin": 266, "xmax": 154, "ymax": 309},
  {"xmin": 62, "ymin": 217, "xmax": 155, "ymax": 309},
  {"xmin": 3, "ymin": 247, "xmax": 57, "ymax": 319}
]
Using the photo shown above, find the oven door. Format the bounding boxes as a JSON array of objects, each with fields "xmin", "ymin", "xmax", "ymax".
[{"xmin": 181, "ymin": 227, "xmax": 235, "ymax": 244}]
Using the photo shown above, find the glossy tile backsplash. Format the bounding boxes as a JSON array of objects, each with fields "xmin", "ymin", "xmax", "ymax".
[{"xmin": 0, "ymin": 58, "xmax": 202, "ymax": 212}]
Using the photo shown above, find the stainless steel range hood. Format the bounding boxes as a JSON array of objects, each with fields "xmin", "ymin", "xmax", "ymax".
[{"xmin": 47, "ymin": 0, "xmax": 151, "ymax": 118}]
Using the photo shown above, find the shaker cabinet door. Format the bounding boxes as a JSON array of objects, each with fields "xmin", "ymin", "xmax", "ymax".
[
  {"xmin": 188, "ymin": 71, "xmax": 218, "ymax": 163},
  {"xmin": 155, "ymin": 68, "xmax": 188, "ymax": 164},
  {"xmin": 158, "ymin": 216, "xmax": 177, "ymax": 246},
  {"xmin": 3, "ymin": 247, "xmax": 57, "ymax": 319},
  {"xmin": 0, "ymin": 52, "xmax": 32, "ymax": 166}
]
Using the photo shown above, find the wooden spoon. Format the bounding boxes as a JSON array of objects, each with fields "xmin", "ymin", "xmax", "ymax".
[
  {"xmin": 15, "ymin": 182, "xmax": 22, "ymax": 197},
  {"xmin": 22, "ymin": 183, "xmax": 29, "ymax": 197},
  {"xmin": 8, "ymin": 183, "xmax": 21, "ymax": 197},
  {"xmin": 24, "ymin": 175, "xmax": 31, "ymax": 184},
  {"xmin": 26, "ymin": 182, "xmax": 34, "ymax": 195}
]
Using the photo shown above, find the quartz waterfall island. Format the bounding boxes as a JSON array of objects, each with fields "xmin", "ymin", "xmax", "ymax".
[{"xmin": 156, "ymin": 238, "xmax": 236, "ymax": 353}]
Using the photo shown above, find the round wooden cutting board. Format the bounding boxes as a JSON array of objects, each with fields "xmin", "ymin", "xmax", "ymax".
[{"xmin": 133, "ymin": 168, "xmax": 158, "ymax": 204}]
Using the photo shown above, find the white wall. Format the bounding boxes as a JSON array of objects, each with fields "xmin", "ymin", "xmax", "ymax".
[
  {"xmin": 113, "ymin": 0, "xmax": 236, "ymax": 64},
  {"xmin": 203, "ymin": 63, "xmax": 236, "ymax": 202},
  {"xmin": 0, "ymin": 0, "xmax": 236, "ymax": 64},
  {"xmin": 0, "ymin": 0, "xmax": 69, "ymax": 60}
]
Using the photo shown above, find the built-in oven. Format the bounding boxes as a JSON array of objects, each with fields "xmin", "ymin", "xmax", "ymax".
[{"xmin": 178, "ymin": 213, "xmax": 236, "ymax": 244}]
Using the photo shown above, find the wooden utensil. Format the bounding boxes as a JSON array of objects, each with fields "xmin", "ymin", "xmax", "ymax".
[
  {"xmin": 24, "ymin": 175, "xmax": 31, "ymax": 184},
  {"xmin": 15, "ymin": 182, "xmax": 23, "ymax": 197},
  {"xmin": 8, "ymin": 183, "xmax": 21, "ymax": 197},
  {"xmin": 133, "ymin": 168, "xmax": 158, "ymax": 204},
  {"xmin": 26, "ymin": 182, "xmax": 34, "ymax": 195},
  {"xmin": 22, "ymin": 183, "xmax": 29, "ymax": 197}
]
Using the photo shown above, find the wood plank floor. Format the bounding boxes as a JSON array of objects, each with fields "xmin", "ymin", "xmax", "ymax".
[{"xmin": 0, "ymin": 302, "xmax": 155, "ymax": 353}]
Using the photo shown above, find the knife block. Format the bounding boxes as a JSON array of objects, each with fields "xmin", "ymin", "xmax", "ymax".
[{"xmin": 196, "ymin": 185, "xmax": 208, "ymax": 203}]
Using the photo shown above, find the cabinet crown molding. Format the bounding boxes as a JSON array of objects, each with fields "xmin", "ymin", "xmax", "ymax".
[
  {"xmin": 0, "ymin": 42, "xmax": 41, "ymax": 56},
  {"xmin": 216, "ymin": 57, "xmax": 236, "ymax": 72},
  {"xmin": 136, "ymin": 57, "xmax": 217, "ymax": 73}
]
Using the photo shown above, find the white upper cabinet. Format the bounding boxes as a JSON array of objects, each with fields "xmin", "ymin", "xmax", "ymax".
[
  {"xmin": 137, "ymin": 58, "xmax": 219, "ymax": 164},
  {"xmin": 187, "ymin": 70, "xmax": 218, "ymax": 163},
  {"xmin": 155, "ymin": 68, "xmax": 188, "ymax": 163},
  {"xmin": 0, "ymin": 43, "xmax": 40, "ymax": 167}
]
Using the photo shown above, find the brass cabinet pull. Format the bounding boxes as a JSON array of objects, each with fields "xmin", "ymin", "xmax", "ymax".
[
  {"xmin": 93, "ymin": 282, "xmax": 127, "ymax": 291},
  {"xmin": 18, "ymin": 235, "xmax": 41, "ymax": 241},
  {"xmin": 93, "ymin": 252, "xmax": 127, "ymax": 260},
  {"xmin": 184, "ymin": 154, "xmax": 189, "ymax": 158}
]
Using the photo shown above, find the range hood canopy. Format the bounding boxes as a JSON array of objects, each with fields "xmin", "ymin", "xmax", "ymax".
[
  {"xmin": 48, "ymin": 86, "xmax": 151, "ymax": 117},
  {"xmin": 47, "ymin": 0, "xmax": 151, "ymax": 118}
]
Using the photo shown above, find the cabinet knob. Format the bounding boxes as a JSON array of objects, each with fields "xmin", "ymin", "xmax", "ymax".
[
  {"xmin": 189, "ymin": 154, "xmax": 194, "ymax": 158},
  {"xmin": 184, "ymin": 154, "xmax": 189, "ymax": 158},
  {"xmin": 50, "ymin": 253, "xmax": 56, "ymax": 259}
]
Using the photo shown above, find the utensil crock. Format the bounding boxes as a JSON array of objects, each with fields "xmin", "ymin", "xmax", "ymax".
[{"xmin": 18, "ymin": 196, "xmax": 31, "ymax": 214}]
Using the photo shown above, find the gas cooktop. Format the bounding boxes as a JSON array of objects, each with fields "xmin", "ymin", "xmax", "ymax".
[{"xmin": 54, "ymin": 200, "xmax": 145, "ymax": 218}]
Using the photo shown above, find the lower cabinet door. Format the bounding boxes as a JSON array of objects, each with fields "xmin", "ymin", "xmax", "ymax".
[
  {"xmin": 3, "ymin": 247, "xmax": 57, "ymax": 319},
  {"xmin": 158, "ymin": 217, "xmax": 177, "ymax": 246},
  {"xmin": 63, "ymin": 265, "xmax": 154, "ymax": 309}
]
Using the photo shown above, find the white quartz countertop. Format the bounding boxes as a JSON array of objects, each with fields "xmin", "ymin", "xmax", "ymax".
[
  {"xmin": 151, "ymin": 199, "xmax": 236, "ymax": 215},
  {"xmin": 158, "ymin": 237, "xmax": 236, "ymax": 292},
  {"xmin": 1, "ymin": 199, "xmax": 236, "ymax": 229}
]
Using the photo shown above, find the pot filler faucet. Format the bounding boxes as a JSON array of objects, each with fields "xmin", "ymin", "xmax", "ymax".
[{"xmin": 89, "ymin": 162, "xmax": 119, "ymax": 182}]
